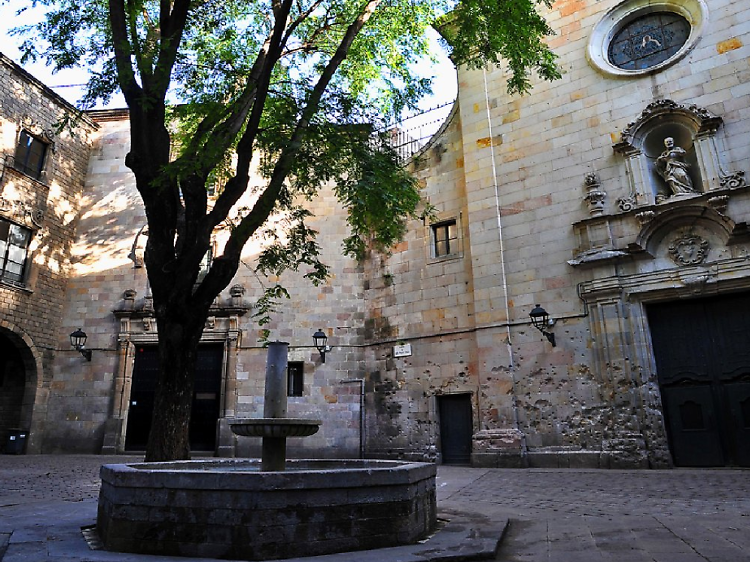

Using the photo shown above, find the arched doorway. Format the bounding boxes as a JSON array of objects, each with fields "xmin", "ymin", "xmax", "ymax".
[{"xmin": 0, "ymin": 332, "xmax": 27, "ymax": 451}]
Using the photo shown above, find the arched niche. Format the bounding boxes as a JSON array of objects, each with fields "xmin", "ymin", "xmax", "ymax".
[{"xmin": 613, "ymin": 100, "xmax": 744, "ymax": 210}]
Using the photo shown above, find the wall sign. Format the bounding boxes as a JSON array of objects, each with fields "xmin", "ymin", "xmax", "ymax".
[{"xmin": 393, "ymin": 343, "xmax": 412, "ymax": 358}]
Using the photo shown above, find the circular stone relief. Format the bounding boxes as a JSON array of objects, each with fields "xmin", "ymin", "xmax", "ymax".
[{"xmin": 588, "ymin": 0, "xmax": 708, "ymax": 77}]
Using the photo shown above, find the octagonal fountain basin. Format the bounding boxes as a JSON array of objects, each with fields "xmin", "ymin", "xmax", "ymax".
[{"xmin": 97, "ymin": 458, "xmax": 437, "ymax": 561}]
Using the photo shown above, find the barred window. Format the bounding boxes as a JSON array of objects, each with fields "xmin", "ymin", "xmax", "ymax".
[{"xmin": 0, "ymin": 219, "xmax": 31, "ymax": 285}]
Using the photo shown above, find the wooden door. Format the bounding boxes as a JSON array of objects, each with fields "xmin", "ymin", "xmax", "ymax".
[
  {"xmin": 125, "ymin": 344, "xmax": 224, "ymax": 452},
  {"xmin": 438, "ymin": 394, "xmax": 473, "ymax": 465},
  {"xmin": 648, "ymin": 293, "xmax": 750, "ymax": 467}
]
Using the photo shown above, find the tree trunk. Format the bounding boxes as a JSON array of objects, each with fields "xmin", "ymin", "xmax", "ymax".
[{"xmin": 144, "ymin": 315, "xmax": 205, "ymax": 462}]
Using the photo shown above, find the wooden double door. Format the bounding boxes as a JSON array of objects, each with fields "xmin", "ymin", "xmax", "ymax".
[
  {"xmin": 648, "ymin": 293, "xmax": 750, "ymax": 467},
  {"xmin": 125, "ymin": 344, "xmax": 224, "ymax": 452}
]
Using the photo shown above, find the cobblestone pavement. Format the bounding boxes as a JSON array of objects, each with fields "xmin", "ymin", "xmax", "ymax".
[
  {"xmin": 0, "ymin": 456, "xmax": 748, "ymax": 561},
  {"xmin": 437, "ymin": 466, "xmax": 750, "ymax": 562}
]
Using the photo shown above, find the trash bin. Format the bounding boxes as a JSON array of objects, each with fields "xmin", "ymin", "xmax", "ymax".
[{"xmin": 4, "ymin": 429, "xmax": 28, "ymax": 454}]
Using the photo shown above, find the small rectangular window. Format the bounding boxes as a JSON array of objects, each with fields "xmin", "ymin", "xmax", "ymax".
[
  {"xmin": 14, "ymin": 131, "xmax": 48, "ymax": 181},
  {"xmin": 0, "ymin": 219, "xmax": 31, "ymax": 285},
  {"xmin": 432, "ymin": 220, "xmax": 458, "ymax": 258},
  {"xmin": 287, "ymin": 361, "xmax": 304, "ymax": 397}
]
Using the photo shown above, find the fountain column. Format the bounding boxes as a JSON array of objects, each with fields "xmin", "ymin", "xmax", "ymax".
[{"xmin": 262, "ymin": 341, "xmax": 288, "ymax": 471}]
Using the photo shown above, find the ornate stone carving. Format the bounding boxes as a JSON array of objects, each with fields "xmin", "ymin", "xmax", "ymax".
[
  {"xmin": 122, "ymin": 289, "xmax": 137, "ymax": 310},
  {"xmin": 0, "ymin": 196, "xmax": 45, "ymax": 228},
  {"xmin": 635, "ymin": 211, "xmax": 656, "ymax": 226},
  {"xmin": 668, "ymin": 234, "xmax": 709, "ymax": 266},
  {"xmin": 616, "ymin": 195, "xmax": 637, "ymax": 213},
  {"xmin": 656, "ymin": 137, "xmax": 697, "ymax": 196},
  {"xmin": 707, "ymin": 195, "xmax": 729, "ymax": 215},
  {"xmin": 619, "ymin": 100, "xmax": 721, "ymax": 144},
  {"xmin": 206, "ymin": 316, "xmax": 216, "ymax": 330},
  {"xmin": 719, "ymin": 171, "xmax": 745, "ymax": 189},
  {"xmin": 583, "ymin": 173, "xmax": 606, "ymax": 216}
]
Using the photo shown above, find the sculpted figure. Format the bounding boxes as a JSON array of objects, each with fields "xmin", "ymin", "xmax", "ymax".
[{"xmin": 656, "ymin": 137, "xmax": 696, "ymax": 195}]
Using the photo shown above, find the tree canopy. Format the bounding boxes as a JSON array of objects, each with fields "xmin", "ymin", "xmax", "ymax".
[{"xmin": 8, "ymin": 0, "xmax": 559, "ymax": 461}]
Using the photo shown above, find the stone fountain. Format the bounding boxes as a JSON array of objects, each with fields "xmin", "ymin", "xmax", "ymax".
[
  {"xmin": 228, "ymin": 341, "xmax": 321, "ymax": 471},
  {"xmin": 96, "ymin": 342, "xmax": 436, "ymax": 560}
]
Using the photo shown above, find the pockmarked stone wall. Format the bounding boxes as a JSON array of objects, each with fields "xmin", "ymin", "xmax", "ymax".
[
  {"xmin": 14, "ymin": 0, "xmax": 750, "ymax": 466},
  {"xmin": 363, "ymin": 0, "xmax": 750, "ymax": 468},
  {"xmin": 0, "ymin": 54, "xmax": 97, "ymax": 453}
]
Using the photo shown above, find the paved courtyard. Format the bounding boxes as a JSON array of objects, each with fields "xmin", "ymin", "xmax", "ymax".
[{"xmin": 0, "ymin": 455, "xmax": 748, "ymax": 561}]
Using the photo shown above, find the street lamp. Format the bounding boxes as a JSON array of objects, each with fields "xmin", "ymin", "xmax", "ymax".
[
  {"xmin": 69, "ymin": 328, "xmax": 92, "ymax": 361},
  {"xmin": 529, "ymin": 305, "xmax": 556, "ymax": 347},
  {"xmin": 312, "ymin": 329, "xmax": 330, "ymax": 363}
]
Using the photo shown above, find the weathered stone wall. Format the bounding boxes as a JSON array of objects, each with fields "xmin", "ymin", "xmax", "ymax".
[
  {"xmin": 0, "ymin": 54, "xmax": 96, "ymax": 453},
  {"xmin": 364, "ymin": 0, "xmax": 750, "ymax": 467}
]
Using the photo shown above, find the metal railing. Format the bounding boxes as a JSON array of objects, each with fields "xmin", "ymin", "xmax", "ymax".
[{"xmin": 381, "ymin": 100, "xmax": 455, "ymax": 162}]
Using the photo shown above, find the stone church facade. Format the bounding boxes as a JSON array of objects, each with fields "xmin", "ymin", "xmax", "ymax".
[{"xmin": 1, "ymin": 0, "xmax": 749, "ymax": 467}]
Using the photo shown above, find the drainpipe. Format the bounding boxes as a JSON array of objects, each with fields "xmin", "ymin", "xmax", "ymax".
[
  {"xmin": 482, "ymin": 66, "xmax": 526, "ymax": 457},
  {"xmin": 340, "ymin": 379, "xmax": 365, "ymax": 459}
]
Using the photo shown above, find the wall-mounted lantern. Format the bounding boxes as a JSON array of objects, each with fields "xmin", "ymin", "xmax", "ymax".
[
  {"xmin": 529, "ymin": 305, "xmax": 556, "ymax": 347},
  {"xmin": 312, "ymin": 329, "xmax": 330, "ymax": 363},
  {"xmin": 69, "ymin": 328, "xmax": 92, "ymax": 361}
]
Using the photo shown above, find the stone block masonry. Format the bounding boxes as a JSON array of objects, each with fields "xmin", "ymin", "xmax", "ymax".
[{"xmin": 97, "ymin": 459, "xmax": 436, "ymax": 561}]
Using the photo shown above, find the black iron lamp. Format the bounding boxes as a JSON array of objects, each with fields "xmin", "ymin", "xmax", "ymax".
[
  {"xmin": 69, "ymin": 328, "xmax": 92, "ymax": 361},
  {"xmin": 529, "ymin": 304, "xmax": 556, "ymax": 347},
  {"xmin": 312, "ymin": 329, "xmax": 330, "ymax": 363}
]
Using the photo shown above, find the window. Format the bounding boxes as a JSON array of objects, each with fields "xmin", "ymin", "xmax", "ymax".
[
  {"xmin": 608, "ymin": 13, "xmax": 690, "ymax": 71},
  {"xmin": 0, "ymin": 219, "xmax": 31, "ymax": 285},
  {"xmin": 287, "ymin": 361, "xmax": 304, "ymax": 397},
  {"xmin": 587, "ymin": 0, "xmax": 706, "ymax": 77},
  {"xmin": 432, "ymin": 220, "xmax": 458, "ymax": 258},
  {"xmin": 14, "ymin": 130, "xmax": 48, "ymax": 181}
]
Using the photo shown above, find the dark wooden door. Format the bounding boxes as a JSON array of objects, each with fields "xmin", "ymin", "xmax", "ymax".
[
  {"xmin": 125, "ymin": 344, "xmax": 224, "ymax": 452},
  {"xmin": 438, "ymin": 394, "xmax": 473, "ymax": 464},
  {"xmin": 189, "ymin": 345, "xmax": 224, "ymax": 451},
  {"xmin": 648, "ymin": 293, "xmax": 750, "ymax": 467}
]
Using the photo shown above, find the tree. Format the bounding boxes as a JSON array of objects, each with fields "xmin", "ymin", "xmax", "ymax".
[{"xmin": 11, "ymin": 0, "xmax": 559, "ymax": 461}]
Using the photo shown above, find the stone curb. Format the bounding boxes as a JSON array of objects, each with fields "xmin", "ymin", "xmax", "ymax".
[
  {"xmin": 0, "ymin": 503, "xmax": 506, "ymax": 562},
  {"xmin": 277, "ymin": 509, "xmax": 507, "ymax": 562}
]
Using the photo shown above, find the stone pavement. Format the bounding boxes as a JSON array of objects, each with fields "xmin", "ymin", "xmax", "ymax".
[{"xmin": 0, "ymin": 455, "xmax": 748, "ymax": 562}]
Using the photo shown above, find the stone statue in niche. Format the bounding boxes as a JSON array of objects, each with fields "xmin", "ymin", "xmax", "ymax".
[{"xmin": 656, "ymin": 137, "xmax": 697, "ymax": 196}]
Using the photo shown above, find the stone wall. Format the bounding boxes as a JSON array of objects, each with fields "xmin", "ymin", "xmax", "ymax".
[
  {"xmin": 364, "ymin": 0, "xmax": 750, "ymax": 468},
  {"xmin": 48, "ymin": 111, "xmax": 367, "ymax": 457},
  {"xmin": 0, "ymin": 54, "xmax": 96, "ymax": 453}
]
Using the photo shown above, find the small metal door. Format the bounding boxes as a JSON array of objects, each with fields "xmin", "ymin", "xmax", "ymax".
[{"xmin": 438, "ymin": 394, "xmax": 473, "ymax": 464}]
